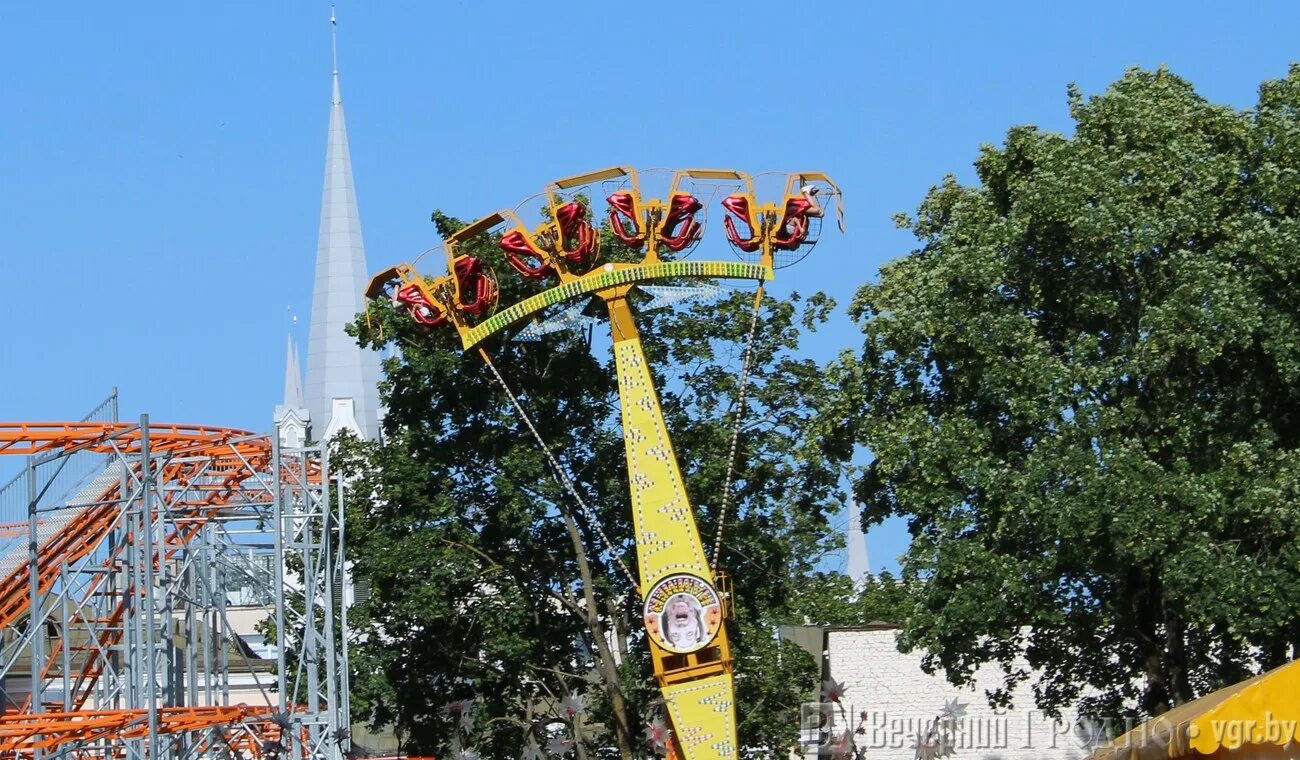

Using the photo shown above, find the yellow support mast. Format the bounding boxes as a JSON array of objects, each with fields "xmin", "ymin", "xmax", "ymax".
[{"xmin": 607, "ymin": 288, "xmax": 737, "ymax": 759}]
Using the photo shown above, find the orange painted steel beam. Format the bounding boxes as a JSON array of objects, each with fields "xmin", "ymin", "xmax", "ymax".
[
  {"xmin": 0, "ymin": 422, "xmax": 312, "ymax": 754},
  {"xmin": 0, "ymin": 431, "xmax": 276, "ymax": 629},
  {"xmin": 0, "ymin": 706, "xmax": 276, "ymax": 753},
  {"xmin": 0, "ymin": 422, "xmax": 259, "ymax": 457}
]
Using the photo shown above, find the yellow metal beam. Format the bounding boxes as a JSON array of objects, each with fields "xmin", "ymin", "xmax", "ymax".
[
  {"xmin": 553, "ymin": 166, "xmax": 631, "ymax": 189},
  {"xmin": 608, "ymin": 299, "xmax": 712, "ymax": 587},
  {"xmin": 607, "ymin": 293, "xmax": 737, "ymax": 759},
  {"xmin": 457, "ymin": 261, "xmax": 770, "ymax": 349},
  {"xmin": 681, "ymin": 169, "xmax": 744, "ymax": 180},
  {"xmin": 662, "ymin": 675, "xmax": 738, "ymax": 760},
  {"xmin": 447, "ymin": 210, "xmax": 507, "ymax": 244}
]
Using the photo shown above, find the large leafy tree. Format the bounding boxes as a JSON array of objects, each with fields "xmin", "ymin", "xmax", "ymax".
[
  {"xmin": 340, "ymin": 212, "xmax": 847, "ymax": 758},
  {"xmin": 826, "ymin": 67, "xmax": 1300, "ymax": 721}
]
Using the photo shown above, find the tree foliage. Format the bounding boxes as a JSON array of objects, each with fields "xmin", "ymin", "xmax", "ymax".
[
  {"xmin": 827, "ymin": 66, "xmax": 1300, "ymax": 720},
  {"xmin": 340, "ymin": 211, "xmax": 849, "ymax": 757}
]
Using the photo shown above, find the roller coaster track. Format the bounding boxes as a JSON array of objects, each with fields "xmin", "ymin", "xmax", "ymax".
[
  {"xmin": 0, "ymin": 706, "xmax": 281, "ymax": 755},
  {"xmin": 0, "ymin": 422, "xmax": 288, "ymax": 755}
]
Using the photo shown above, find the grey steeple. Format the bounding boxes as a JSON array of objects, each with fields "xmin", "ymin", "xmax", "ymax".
[
  {"xmin": 303, "ymin": 11, "xmax": 382, "ymax": 442},
  {"xmin": 846, "ymin": 502, "xmax": 870, "ymax": 588},
  {"xmin": 275, "ymin": 333, "xmax": 310, "ymax": 448},
  {"xmin": 284, "ymin": 333, "xmax": 305, "ymax": 410}
]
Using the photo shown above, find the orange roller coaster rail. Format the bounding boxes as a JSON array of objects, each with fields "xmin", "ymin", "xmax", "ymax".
[
  {"xmin": 0, "ymin": 706, "xmax": 279, "ymax": 753},
  {"xmin": 0, "ymin": 421, "xmax": 296, "ymax": 756},
  {"xmin": 0, "ymin": 421, "xmax": 262, "ymax": 457}
]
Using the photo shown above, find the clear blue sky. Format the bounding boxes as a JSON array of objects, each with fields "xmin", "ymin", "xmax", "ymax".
[{"xmin": 2, "ymin": 2, "xmax": 1297, "ymax": 573}]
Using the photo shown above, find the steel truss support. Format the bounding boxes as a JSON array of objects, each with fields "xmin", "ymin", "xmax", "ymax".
[
  {"xmin": 273, "ymin": 431, "xmax": 349, "ymax": 760},
  {"xmin": 0, "ymin": 408, "xmax": 350, "ymax": 759}
]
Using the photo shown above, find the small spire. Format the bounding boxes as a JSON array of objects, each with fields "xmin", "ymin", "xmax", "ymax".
[
  {"xmin": 284, "ymin": 333, "xmax": 306, "ymax": 410},
  {"xmin": 846, "ymin": 502, "xmax": 870, "ymax": 588},
  {"xmin": 330, "ymin": 5, "xmax": 341, "ymax": 105}
]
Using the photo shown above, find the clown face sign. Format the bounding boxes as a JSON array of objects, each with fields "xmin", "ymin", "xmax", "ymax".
[{"xmin": 643, "ymin": 574, "xmax": 723, "ymax": 654}]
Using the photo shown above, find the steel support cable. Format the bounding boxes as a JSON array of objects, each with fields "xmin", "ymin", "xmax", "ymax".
[
  {"xmin": 476, "ymin": 347, "xmax": 640, "ymax": 589},
  {"xmin": 712, "ymin": 283, "xmax": 765, "ymax": 571}
]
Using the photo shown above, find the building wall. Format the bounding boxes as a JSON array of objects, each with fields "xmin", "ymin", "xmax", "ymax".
[{"xmin": 813, "ymin": 627, "xmax": 1097, "ymax": 760}]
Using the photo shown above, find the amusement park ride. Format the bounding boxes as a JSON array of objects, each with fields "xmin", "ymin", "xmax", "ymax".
[{"xmin": 367, "ymin": 167, "xmax": 842, "ymax": 759}]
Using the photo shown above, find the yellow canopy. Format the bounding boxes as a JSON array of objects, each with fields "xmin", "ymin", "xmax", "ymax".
[{"xmin": 1087, "ymin": 660, "xmax": 1300, "ymax": 760}]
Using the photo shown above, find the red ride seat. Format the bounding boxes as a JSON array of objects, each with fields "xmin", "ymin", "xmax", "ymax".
[
  {"xmin": 773, "ymin": 196, "xmax": 815, "ymax": 251},
  {"xmin": 555, "ymin": 202, "xmax": 597, "ymax": 267},
  {"xmin": 659, "ymin": 194, "xmax": 703, "ymax": 252},
  {"xmin": 453, "ymin": 255, "xmax": 496, "ymax": 315},
  {"xmin": 721, "ymin": 195, "xmax": 761, "ymax": 253},
  {"xmin": 607, "ymin": 192, "xmax": 644, "ymax": 247},
  {"xmin": 395, "ymin": 284, "xmax": 447, "ymax": 327},
  {"xmin": 500, "ymin": 230, "xmax": 556, "ymax": 279}
]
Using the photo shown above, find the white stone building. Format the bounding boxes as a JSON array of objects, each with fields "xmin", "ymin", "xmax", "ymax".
[{"xmin": 784, "ymin": 623, "xmax": 1100, "ymax": 760}]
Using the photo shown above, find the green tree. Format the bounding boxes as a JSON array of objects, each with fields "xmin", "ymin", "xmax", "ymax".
[
  {"xmin": 339, "ymin": 211, "xmax": 849, "ymax": 758},
  {"xmin": 827, "ymin": 66, "xmax": 1300, "ymax": 722}
]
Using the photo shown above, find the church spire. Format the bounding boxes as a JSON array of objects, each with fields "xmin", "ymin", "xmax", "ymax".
[
  {"xmin": 302, "ymin": 6, "xmax": 382, "ymax": 442},
  {"xmin": 283, "ymin": 333, "xmax": 305, "ymax": 410},
  {"xmin": 846, "ymin": 502, "xmax": 870, "ymax": 588},
  {"xmin": 275, "ymin": 330, "xmax": 310, "ymax": 448},
  {"xmin": 330, "ymin": 5, "xmax": 341, "ymax": 105}
]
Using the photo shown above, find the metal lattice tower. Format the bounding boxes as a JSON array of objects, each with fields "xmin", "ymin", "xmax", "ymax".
[{"xmin": 0, "ymin": 393, "xmax": 351, "ymax": 759}]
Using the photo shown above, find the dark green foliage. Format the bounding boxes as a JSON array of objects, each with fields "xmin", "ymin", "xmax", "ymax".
[{"xmin": 827, "ymin": 66, "xmax": 1300, "ymax": 722}]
